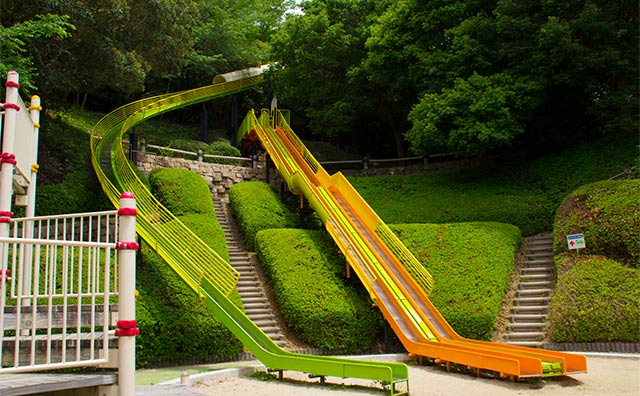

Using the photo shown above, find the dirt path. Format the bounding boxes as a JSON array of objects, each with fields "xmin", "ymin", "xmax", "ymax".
[{"xmin": 192, "ymin": 355, "xmax": 640, "ymax": 396}]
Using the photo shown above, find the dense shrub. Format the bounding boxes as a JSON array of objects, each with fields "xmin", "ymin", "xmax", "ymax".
[
  {"xmin": 550, "ymin": 255, "xmax": 640, "ymax": 342},
  {"xmin": 554, "ymin": 180, "xmax": 640, "ymax": 267},
  {"xmin": 255, "ymin": 229, "xmax": 383, "ymax": 352},
  {"xmin": 36, "ymin": 111, "xmax": 111, "ymax": 215},
  {"xmin": 135, "ymin": 167, "xmax": 240, "ymax": 366},
  {"xmin": 391, "ymin": 222, "xmax": 521, "ymax": 340},
  {"xmin": 228, "ymin": 181, "xmax": 297, "ymax": 250},
  {"xmin": 148, "ymin": 168, "xmax": 215, "ymax": 217},
  {"xmin": 159, "ymin": 139, "xmax": 242, "ymax": 164},
  {"xmin": 136, "ymin": 244, "xmax": 243, "ymax": 366}
]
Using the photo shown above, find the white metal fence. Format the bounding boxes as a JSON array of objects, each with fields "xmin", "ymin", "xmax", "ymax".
[{"xmin": 0, "ymin": 210, "xmax": 120, "ymax": 373}]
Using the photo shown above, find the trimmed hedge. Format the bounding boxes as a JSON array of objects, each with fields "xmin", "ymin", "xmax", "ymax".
[
  {"xmin": 228, "ymin": 181, "xmax": 297, "ymax": 251},
  {"xmin": 390, "ymin": 222, "xmax": 521, "ymax": 340},
  {"xmin": 148, "ymin": 168, "xmax": 215, "ymax": 217},
  {"xmin": 554, "ymin": 180, "xmax": 640, "ymax": 267},
  {"xmin": 255, "ymin": 229, "xmax": 383, "ymax": 352},
  {"xmin": 550, "ymin": 255, "xmax": 640, "ymax": 342},
  {"xmin": 136, "ymin": 245, "xmax": 243, "ymax": 366},
  {"xmin": 136, "ymin": 168, "xmax": 241, "ymax": 366}
]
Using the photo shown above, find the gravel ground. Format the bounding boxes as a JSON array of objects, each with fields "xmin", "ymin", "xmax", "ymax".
[{"xmin": 140, "ymin": 354, "xmax": 640, "ymax": 396}]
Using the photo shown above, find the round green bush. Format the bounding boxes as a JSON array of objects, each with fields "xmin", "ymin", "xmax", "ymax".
[
  {"xmin": 229, "ymin": 181, "xmax": 297, "ymax": 251},
  {"xmin": 550, "ymin": 255, "xmax": 640, "ymax": 342},
  {"xmin": 554, "ymin": 180, "xmax": 640, "ymax": 267},
  {"xmin": 255, "ymin": 229, "xmax": 383, "ymax": 352},
  {"xmin": 148, "ymin": 168, "xmax": 215, "ymax": 217}
]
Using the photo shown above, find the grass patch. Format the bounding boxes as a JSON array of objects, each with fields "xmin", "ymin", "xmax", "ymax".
[
  {"xmin": 348, "ymin": 130, "xmax": 635, "ymax": 236},
  {"xmin": 391, "ymin": 222, "xmax": 521, "ymax": 340},
  {"xmin": 554, "ymin": 180, "xmax": 640, "ymax": 267},
  {"xmin": 550, "ymin": 255, "xmax": 640, "ymax": 342}
]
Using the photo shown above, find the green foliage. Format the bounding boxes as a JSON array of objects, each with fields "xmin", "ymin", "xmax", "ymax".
[
  {"xmin": 160, "ymin": 139, "xmax": 242, "ymax": 164},
  {"xmin": 36, "ymin": 111, "xmax": 111, "ymax": 215},
  {"xmin": 0, "ymin": 14, "xmax": 74, "ymax": 93},
  {"xmin": 350, "ymin": 130, "xmax": 636, "ymax": 235},
  {"xmin": 179, "ymin": 214, "xmax": 229, "ymax": 263},
  {"xmin": 148, "ymin": 168, "xmax": 215, "ymax": 217},
  {"xmin": 554, "ymin": 180, "xmax": 640, "ymax": 267},
  {"xmin": 137, "ymin": 165, "xmax": 240, "ymax": 366},
  {"xmin": 255, "ymin": 228, "xmax": 383, "ymax": 352},
  {"xmin": 550, "ymin": 255, "xmax": 640, "ymax": 342},
  {"xmin": 391, "ymin": 223, "xmax": 521, "ymax": 340},
  {"xmin": 407, "ymin": 73, "xmax": 541, "ymax": 156},
  {"xmin": 364, "ymin": 0, "xmax": 638, "ymax": 156},
  {"xmin": 228, "ymin": 182, "xmax": 297, "ymax": 250},
  {"xmin": 136, "ymin": 244, "xmax": 242, "ymax": 367}
]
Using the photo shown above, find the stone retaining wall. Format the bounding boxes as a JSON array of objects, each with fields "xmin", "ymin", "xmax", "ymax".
[{"xmin": 136, "ymin": 152, "xmax": 281, "ymax": 200}]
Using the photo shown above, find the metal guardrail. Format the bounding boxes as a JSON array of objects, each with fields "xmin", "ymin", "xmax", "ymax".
[{"xmin": 0, "ymin": 211, "xmax": 119, "ymax": 373}]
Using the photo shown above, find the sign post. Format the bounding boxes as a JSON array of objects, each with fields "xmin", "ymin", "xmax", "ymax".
[{"xmin": 566, "ymin": 233, "xmax": 586, "ymax": 253}]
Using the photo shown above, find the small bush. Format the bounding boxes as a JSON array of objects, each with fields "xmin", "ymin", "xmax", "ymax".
[
  {"xmin": 554, "ymin": 180, "xmax": 640, "ymax": 267},
  {"xmin": 161, "ymin": 139, "xmax": 242, "ymax": 164},
  {"xmin": 255, "ymin": 229, "xmax": 383, "ymax": 352},
  {"xmin": 148, "ymin": 168, "xmax": 215, "ymax": 217},
  {"xmin": 550, "ymin": 255, "xmax": 640, "ymax": 342},
  {"xmin": 391, "ymin": 222, "xmax": 521, "ymax": 340},
  {"xmin": 228, "ymin": 182, "xmax": 297, "ymax": 250}
]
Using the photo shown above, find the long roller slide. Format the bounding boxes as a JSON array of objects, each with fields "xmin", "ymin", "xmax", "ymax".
[
  {"xmin": 91, "ymin": 67, "xmax": 409, "ymax": 396},
  {"xmin": 238, "ymin": 106, "xmax": 587, "ymax": 380}
]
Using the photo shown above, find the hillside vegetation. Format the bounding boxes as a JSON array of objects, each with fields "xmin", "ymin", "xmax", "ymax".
[
  {"xmin": 349, "ymin": 130, "xmax": 635, "ymax": 236},
  {"xmin": 136, "ymin": 168, "xmax": 241, "ymax": 366},
  {"xmin": 549, "ymin": 180, "xmax": 640, "ymax": 343}
]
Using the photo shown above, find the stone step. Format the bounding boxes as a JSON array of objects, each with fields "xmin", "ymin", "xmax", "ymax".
[
  {"xmin": 514, "ymin": 296, "xmax": 550, "ymax": 306},
  {"xmin": 510, "ymin": 314, "xmax": 547, "ymax": 323},
  {"xmin": 244, "ymin": 308, "xmax": 272, "ymax": 316},
  {"xmin": 511, "ymin": 305, "xmax": 548, "ymax": 315},
  {"xmin": 247, "ymin": 313, "xmax": 277, "ymax": 321},
  {"xmin": 506, "ymin": 322, "xmax": 546, "ymax": 332},
  {"xmin": 524, "ymin": 245, "xmax": 554, "ymax": 253},
  {"xmin": 523, "ymin": 258, "xmax": 554, "ymax": 266},
  {"xmin": 505, "ymin": 340, "xmax": 544, "ymax": 348},
  {"xmin": 520, "ymin": 267, "xmax": 553, "ymax": 275},
  {"xmin": 243, "ymin": 302, "xmax": 269, "ymax": 310},
  {"xmin": 518, "ymin": 280, "xmax": 552, "ymax": 290},
  {"xmin": 504, "ymin": 331, "xmax": 545, "ymax": 340},
  {"xmin": 238, "ymin": 290, "xmax": 264, "ymax": 299},
  {"xmin": 517, "ymin": 288, "xmax": 552, "ymax": 297},
  {"xmin": 519, "ymin": 273, "xmax": 554, "ymax": 281},
  {"xmin": 253, "ymin": 319, "xmax": 278, "ymax": 328}
]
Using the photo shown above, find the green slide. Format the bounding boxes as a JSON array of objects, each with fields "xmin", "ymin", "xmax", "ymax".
[{"xmin": 90, "ymin": 70, "xmax": 410, "ymax": 396}]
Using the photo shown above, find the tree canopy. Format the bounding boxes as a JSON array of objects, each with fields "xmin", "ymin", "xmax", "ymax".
[
  {"xmin": 274, "ymin": 0, "xmax": 638, "ymax": 157},
  {"xmin": 1, "ymin": 0, "xmax": 637, "ymax": 157}
]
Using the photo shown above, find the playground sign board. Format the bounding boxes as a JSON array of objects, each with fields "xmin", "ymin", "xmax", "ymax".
[{"xmin": 566, "ymin": 233, "xmax": 586, "ymax": 250}]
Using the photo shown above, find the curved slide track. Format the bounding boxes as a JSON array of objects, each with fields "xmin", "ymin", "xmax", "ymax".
[
  {"xmin": 90, "ymin": 67, "xmax": 409, "ymax": 396},
  {"xmin": 237, "ymin": 106, "xmax": 588, "ymax": 379}
]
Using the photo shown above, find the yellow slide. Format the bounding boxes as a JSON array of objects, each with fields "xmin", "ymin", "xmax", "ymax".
[{"xmin": 241, "ymin": 108, "xmax": 588, "ymax": 379}]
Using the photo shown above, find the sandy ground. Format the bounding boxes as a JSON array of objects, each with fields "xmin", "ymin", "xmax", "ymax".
[{"xmin": 188, "ymin": 354, "xmax": 640, "ymax": 396}]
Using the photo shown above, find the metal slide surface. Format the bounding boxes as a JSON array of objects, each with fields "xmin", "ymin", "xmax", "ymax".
[
  {"xmin": 90, "ymin": 72, "xmax": 410, "ymax": 396},
  {"xmin": 241, "ymin": 109, "xmax": 587, "ymax": 379}
]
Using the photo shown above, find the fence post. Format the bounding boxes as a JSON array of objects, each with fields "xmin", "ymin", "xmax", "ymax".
[
  {"xmin": 0, "ymin": 71, "xmax": 19, "ymax": 233},
  {"xmin": 117, "ymin": 192, "xmax": 139, "ymax": 396}
]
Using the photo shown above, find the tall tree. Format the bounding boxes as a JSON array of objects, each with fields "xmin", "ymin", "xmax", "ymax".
[
  {"xmin": 0, "ymin": 13, "xmax": 73, "ymax": 93},
  {"xmin": 366, "ymin": 0, "xmax": 638, "ymax": 157},
  {"xmin": 270, "ymin": 0, "xmax": 398, "ymax": 156}
]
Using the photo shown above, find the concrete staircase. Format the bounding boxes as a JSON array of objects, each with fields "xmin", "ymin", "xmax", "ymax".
[
  {"xmin": 213, "ymin": 199, "xmax": 287, "ymax": 348},
  {"xmin": 505, "ymin": 233, "xmax": 555, "ymax": 347}
]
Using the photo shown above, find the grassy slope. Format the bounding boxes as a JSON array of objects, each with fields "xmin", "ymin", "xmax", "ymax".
[{"xmin": 349, "ymin": 130, "xmax": 636, "ymax": 236}]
